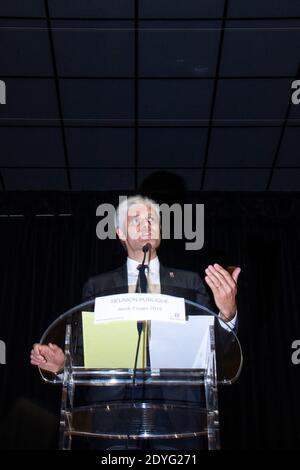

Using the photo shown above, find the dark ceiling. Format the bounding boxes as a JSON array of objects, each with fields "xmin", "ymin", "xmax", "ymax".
[{"xmin": 0, "ymin": 0, "xmax": 299, "ymax": 191}]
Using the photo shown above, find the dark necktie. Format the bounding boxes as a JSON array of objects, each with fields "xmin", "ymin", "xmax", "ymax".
[{"xmin": 136, "ymin": 264, "xmax": 148, "ymax": 293}]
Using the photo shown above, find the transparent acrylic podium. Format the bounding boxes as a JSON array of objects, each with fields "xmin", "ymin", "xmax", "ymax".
[{"xmin": 39, "ymin": 295, "xmax": 242, "ymax": 450}]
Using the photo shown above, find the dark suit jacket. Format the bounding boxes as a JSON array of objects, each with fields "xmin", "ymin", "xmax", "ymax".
[
  {"xmin": 76, "ymin": 262, "xmax": 238, "ymax": 378},
  {"xmin": 81, "ymin": 263, "xmax": 216, "ymax": 315}
]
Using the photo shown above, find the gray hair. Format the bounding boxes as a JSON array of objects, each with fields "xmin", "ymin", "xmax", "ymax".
[{"xmin": 115, "ymin": 195, "xmax": 160, "ymax": 235}]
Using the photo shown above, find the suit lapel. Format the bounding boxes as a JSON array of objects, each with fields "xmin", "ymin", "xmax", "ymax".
[
  {"xmin": 159, "ymin": 264, "xmax": 177, "ymax": 296},
  {"xmin": 111, "ymin": 263, "xmax": 128, "ymax": 293},
  {"xmin": 159, "ymin": 263, "xmax": 198, "ymax": 302}
]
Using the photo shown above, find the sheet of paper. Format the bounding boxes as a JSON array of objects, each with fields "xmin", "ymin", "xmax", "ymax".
[
  {"xmin": 82, "ymin": 312, "xmax": 144, "ymax": 369},
  {"xmin": 149, "ymin": 316, "xmax": 215, "ymax": 369},
  {"xmin": 94, "ymin": 293, "xmax": 185, "ymax": 323},
  {"xmin": 82, "ymin": 309, "xmax": 215, "ymax": 370}
]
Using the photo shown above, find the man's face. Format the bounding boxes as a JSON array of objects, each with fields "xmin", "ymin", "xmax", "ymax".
[{"xmin": 120, "ymin": 203, "xmax": 161, "ymax": 255}]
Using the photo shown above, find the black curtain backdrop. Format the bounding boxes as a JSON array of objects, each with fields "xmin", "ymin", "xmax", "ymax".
[{"xmin": 0, "ymin": 191, "xmax": 299, "ymax": 449}]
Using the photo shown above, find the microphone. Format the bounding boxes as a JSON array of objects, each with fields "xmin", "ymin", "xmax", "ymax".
[
  {"xmin": 141, "ymin": 242, "xmax": 151, "ymax": 266},
  {"xmin": 131, "ymin": 243, "xmax": 152, "ymax": 403},
  {"xmin": 142, "ymin": 243, "xmax": 151, "ymax": 254},
  {"xmin": 136, "ymin": 243, "xmax": 151, "ymax": 295}
]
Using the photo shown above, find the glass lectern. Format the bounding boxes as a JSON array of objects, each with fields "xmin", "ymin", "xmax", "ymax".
[{"xmin": 38, "ymin": 294, "xmax": 242, "ymax": 450}]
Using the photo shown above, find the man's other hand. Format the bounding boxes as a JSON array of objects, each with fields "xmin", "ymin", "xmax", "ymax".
[{"xmin": 30, "ymin": 343, "xmax": 65, "ymax": 374}]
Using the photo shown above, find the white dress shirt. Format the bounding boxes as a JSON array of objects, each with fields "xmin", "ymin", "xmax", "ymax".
[{"xmin": 127, "ymin": 256, "xmax": 160, "ymax": 288}]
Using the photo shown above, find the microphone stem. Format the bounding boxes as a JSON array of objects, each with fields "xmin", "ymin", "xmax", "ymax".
[{"xmin": 141, "ymin": 249, "xmax": 147, "ymax": 267}]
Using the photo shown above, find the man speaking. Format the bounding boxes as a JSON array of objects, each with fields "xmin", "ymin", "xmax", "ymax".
[{"xmin": 30, "ymin": 195, "xmax": 240, "ymax": 449}]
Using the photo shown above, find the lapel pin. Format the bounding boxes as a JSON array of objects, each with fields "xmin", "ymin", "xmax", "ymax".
[{"xmin": 169, "ymin": 272, "xmax": 174, "ymax": 278}]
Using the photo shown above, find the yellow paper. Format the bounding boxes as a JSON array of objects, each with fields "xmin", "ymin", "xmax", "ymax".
[{"xmin": 81, "ymin": 312, "xmax": 145, "ymax": 369}]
